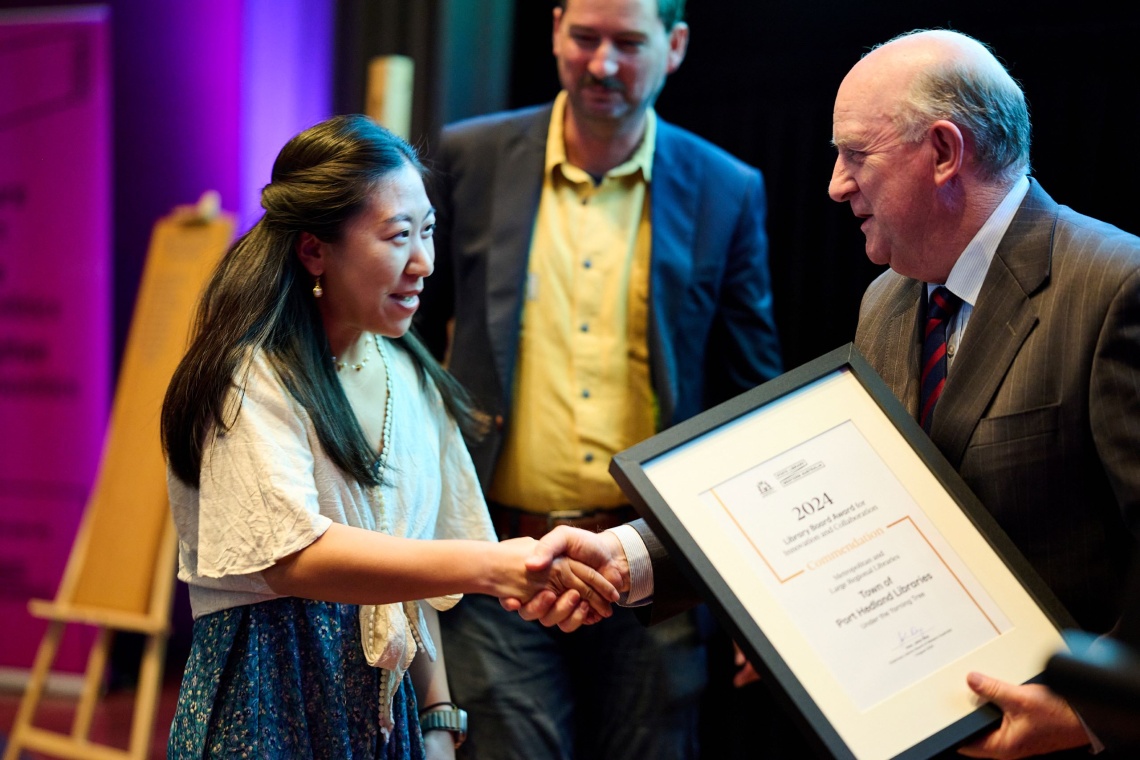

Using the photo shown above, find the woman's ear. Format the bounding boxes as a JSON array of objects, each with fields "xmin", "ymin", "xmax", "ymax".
[{"xmin": 296, "ymin": 232, "xmax": 325, "ymax": 276}]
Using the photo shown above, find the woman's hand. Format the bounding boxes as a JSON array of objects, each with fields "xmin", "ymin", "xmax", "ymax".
[
  {"xmin": 500, "ymin": 527, "xmax": 631, "ymax": 631},
  {"xmin": 491, "ymin": 536, "xmax": 619, "ymax": 620}
]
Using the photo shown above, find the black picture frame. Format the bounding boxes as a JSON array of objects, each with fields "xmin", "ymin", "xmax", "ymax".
[{"xmin": 609, "ymin": 344, "xmax": 1076, "ymax": 760}]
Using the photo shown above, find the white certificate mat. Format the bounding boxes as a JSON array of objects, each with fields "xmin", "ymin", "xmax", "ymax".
[{"xmin": 612, "ymin": 347, "xmax": 1071, "ymax": 760}]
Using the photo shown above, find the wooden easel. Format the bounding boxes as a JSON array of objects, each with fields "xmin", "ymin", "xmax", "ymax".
[{"xmin": 3, "ymin": 197, "xmax": 233, "ymax": 760}]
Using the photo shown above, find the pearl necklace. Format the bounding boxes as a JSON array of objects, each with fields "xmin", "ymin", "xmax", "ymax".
[
  {"xmin": 332, "ymin": 353, "xmax": 368, "ymax": 373},
  {"xmin": 370, "ymin": 333, "xmax": 394, "ymax": 501},
  {"xmin": 366, "ymin": 334, "xmax": 399, "ymax": 731}
]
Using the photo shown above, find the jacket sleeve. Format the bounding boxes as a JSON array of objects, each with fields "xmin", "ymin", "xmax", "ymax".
[
  {"xmin": 629, "ymin": 518, "xmax": 703, "ymax": 625},
  {"xmin": 704, "ymin": 167, "xmax": 782, "ymax": 406}
]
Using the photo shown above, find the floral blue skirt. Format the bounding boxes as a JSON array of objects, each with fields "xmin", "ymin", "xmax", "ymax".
[{"xmin": 168, "ymin": 597, "xmax": 424, "ymax": 759}]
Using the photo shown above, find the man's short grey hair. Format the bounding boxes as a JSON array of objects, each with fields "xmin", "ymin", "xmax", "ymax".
[
  {"xmin": 882, "ymin": 30, "xmax": 1031, "ymax": 184},
  {"xmin": 558, "ymin": 0, "xmax": 685, "ymax": 30}
]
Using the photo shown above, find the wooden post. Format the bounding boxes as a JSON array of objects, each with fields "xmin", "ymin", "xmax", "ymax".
[{"xmin": 366, "ymin": 54, "xmax": 415, "ymax": 139}]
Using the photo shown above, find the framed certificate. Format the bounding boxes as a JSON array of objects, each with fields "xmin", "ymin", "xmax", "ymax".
[{"xmin": 609, "ymin": 344, "xmax": 1075, "ymax": 760}]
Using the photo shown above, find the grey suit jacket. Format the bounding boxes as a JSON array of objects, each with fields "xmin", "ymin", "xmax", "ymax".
[
  {"xmin": 644, "ymin": 180, "xmax": 1140, "ymax": 634},
  {"xmin": 855, "ymin": 179, "xmax": 1140, "ymax": 632}
]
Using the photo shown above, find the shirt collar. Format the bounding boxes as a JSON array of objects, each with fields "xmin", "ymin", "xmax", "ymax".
[
  {"xmin": 941, "ymin": 175, "xmax": 1031, "ymax": 306},
  {"xmin": 545, "ymin": 90, "xmax": 656, "ymax": 184}
]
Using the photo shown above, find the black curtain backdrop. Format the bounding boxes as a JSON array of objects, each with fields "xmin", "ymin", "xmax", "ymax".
[
  {"xmin": 510, "ymin": 1, "xmax": 1140, "ymax": 371},
  {"xmin": 509, "ymin": 5, "xmax": 1139, "ymax": 757}
]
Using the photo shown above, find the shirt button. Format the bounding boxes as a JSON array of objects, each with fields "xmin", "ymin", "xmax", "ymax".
[
  {"xmin": 580, "ymin": 323, "xmax": 589, "ymax": 332},
  {"xmin": 582, "ymin": 389, "xmax": 590, "ymax": 398},
  {"xmin": 584, "ymin": 452, "xmax": 594, "ymax": 463},
  {"xmin": 583, "ymin": 260, "xmax": 592, "ymax": 269}
]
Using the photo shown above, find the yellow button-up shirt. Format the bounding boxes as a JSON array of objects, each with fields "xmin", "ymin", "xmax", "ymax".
[{"xmin": 487, "ymin": 92, "xmax": 656, "ymax": 512}]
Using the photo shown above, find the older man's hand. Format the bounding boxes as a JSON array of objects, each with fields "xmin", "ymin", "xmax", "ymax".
[
  {"xmin": 499, "ymin": 526, "xmax": 630, "ymax": 632},
  {"xmin": 957, "ymin": 672, "xmax": 1090, "ymax": 759}
]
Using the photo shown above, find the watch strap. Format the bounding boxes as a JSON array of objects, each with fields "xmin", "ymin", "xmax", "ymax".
[{"xmin": 420, "ymin": 706, "xmax": 468, "ymax": 748}]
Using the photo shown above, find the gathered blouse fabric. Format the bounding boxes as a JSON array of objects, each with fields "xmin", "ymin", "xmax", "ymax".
[{"xmin": 167, "ymin": 341, "xmax": 495, "ymax": 741}]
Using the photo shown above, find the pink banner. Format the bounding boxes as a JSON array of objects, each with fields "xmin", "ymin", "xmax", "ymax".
[{"xmin": 0, "ymin": 7, "xmax": 110, "ymax": 675}]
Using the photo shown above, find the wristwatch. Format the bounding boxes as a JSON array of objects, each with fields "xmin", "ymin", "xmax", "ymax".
[{"xmin": 420, "ymin": 705, "xmax": 468, "ymax": 748}]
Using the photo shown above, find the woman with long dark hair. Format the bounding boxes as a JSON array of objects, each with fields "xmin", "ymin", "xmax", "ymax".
[{"xmin": 162, "ymin": 115, "xmax": 615, "ymax": 759}]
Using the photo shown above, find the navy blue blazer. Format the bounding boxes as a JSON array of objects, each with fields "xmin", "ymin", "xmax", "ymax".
[{"xmin": 416, "ymin": 103, "xmax": 782, "ymax": 487}]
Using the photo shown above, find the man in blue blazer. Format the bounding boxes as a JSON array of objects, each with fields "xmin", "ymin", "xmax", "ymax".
[
  {"xmin": 415, "ymin": 1, "xmax": 781, "ymax": 757},
  {"xmin": 418, "ymin": 105, "xmax": 782, "ymax": 483}
]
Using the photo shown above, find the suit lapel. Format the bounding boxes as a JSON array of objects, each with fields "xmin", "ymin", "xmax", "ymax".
[
  {"xmin": 931, "ymin": 180, "xmax": 1056, "ymax": 465},
  {"xmin": 880, "ymin": 280, "xmax": 925, "ymax": 417},
  {"xmin": 646, "ymin": 122, "xmax": 698, "ymax": 426},
  {"xmin": 486, "ymin": 107, "xmax": 549, "ymax": 393}
]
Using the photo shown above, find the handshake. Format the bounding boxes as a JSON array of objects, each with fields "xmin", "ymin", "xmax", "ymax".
[{"xmin": 494, "ymin": 526, "xmax": 634, "ymax": 632}]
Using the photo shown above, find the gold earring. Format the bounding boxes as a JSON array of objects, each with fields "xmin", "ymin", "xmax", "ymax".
[{"xmin": 313, "ymin": 276, "xmax": 323, "ymax": 298}]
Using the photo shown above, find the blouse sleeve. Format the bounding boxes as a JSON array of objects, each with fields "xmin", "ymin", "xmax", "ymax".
[{"xmin": 192, "ymin": 354, "xmax": 333, "ymax": 578}]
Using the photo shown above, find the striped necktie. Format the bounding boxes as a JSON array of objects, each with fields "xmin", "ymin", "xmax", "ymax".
[{"xmin": 919, "ymin": 286, "xmax": 962, "ymax": 433}]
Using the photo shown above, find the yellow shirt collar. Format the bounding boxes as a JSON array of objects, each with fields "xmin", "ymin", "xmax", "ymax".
[{"xmin": 545, "ymin": 90, "xmax": 656, "ymax": 183}]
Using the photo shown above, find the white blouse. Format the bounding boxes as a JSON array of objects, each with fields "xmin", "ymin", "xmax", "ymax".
[{"xmin": 167, "ymin": 339, "xmax": 496, "ymax": 731}]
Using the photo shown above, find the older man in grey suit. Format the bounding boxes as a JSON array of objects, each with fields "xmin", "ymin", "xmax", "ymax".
[
  {"xmin": 833, "ymin": 28, "xmax": 1140, "ymax": 757},
  {"xmin": 510, "ymin": 28, "xmax": 1140, "ymax": 760}
]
